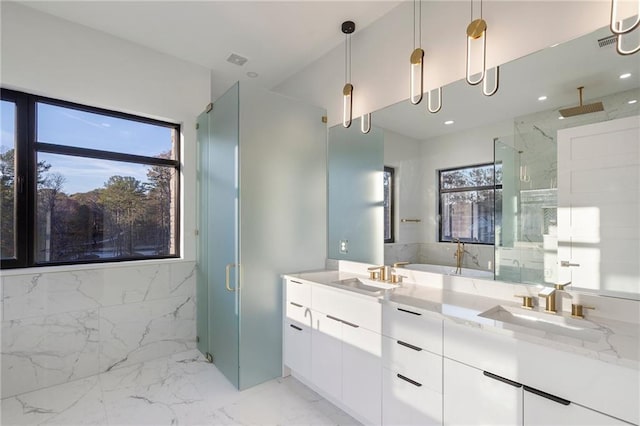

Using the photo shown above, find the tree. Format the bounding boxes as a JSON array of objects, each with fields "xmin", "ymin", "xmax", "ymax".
[
  {"xmin": 146, "ymin": 151, "xmax": 173, "ymax": 254},
  {"xmin": 0, "ymin": 149, "xmax": 15, "ymax": 258},
  {"xmin": 100, "ymin": 176, "xmax": 146, "ymax": 256}
]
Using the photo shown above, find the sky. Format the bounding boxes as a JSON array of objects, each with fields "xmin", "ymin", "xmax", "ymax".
[{"xmin": 1, "ymin": 100, "xmax": 175, "ymax": 194}]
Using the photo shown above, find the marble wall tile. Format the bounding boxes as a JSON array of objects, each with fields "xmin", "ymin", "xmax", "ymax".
[
  {"xmin": 384, "ymin": 243, "xmax": 420, "ymax": 265},
  {"xmin": 99, "ymin": 295, "xmax": 196, "ymax": 373},
  {"xmin": 1, "ymin": 261, "xmax": 197, "ymax": 398},
  {"xmin": 100, "ymin": 263, "xmax": 169, "ymax": 306},
  {"xmin": 1, "ymin": 309, "xmax": 100, "ymax": 397},
  {"xmin": 2, "ymin": 269, "xmax": 103, "ymax": 321}
]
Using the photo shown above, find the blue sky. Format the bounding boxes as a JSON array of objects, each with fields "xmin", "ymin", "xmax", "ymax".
[{"xmin": 1, "ymin": 100, "xmax": 175, "ymax": 194}]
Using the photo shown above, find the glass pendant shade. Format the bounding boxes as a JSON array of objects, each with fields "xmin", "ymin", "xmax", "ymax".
[
  {"xmin": 427, "ymin": 87, "xmax": 442, "ymax": 113},
  {"xmin": 343, "ymin": 83, "xmax": 353, "ymax": 128},
  {"xmin": 360, "ymin": 113, "xmax": 371, "ymax": 134},
  {"xmin": 466, "ymin": 18, "xmax": 487, "ymax": 86},
  {"xmin": 410, "ymin": 48, "xmax": 425, "ymax": 104}
]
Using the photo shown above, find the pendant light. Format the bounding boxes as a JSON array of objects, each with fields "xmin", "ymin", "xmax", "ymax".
[
  {"xmin": 410, "ymin": 0, "xmax": 425, "ymax": 105},
  {"xmin": 465, "ymin": 0, "xmax": 499, "ymax": 96},
  {"xmin": 342, "ymin": 20, "xmax": 355, "ymax": 128},
  {"xmin": 610, "ymin": 0, "xmax": 640, "ymax": 55},
  {"xmin": 409, "ymin": 0, "xmax": 442, "ymax": 112},
  {"xmin": 361, "ymin": 113, "xmax": 371, "ymax": 134},
  {"xmin": 427, "ymin": 87, "xmax": 442, "ymax": 113}
]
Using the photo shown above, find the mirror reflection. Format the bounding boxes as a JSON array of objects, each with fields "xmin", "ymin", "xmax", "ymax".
[{"xmin": 328, "ymin": 24, "xmax": 639, "ymax": 299}]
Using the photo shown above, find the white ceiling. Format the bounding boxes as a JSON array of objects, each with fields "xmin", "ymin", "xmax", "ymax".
[{"xmin": 19, "ymin": 1, "xmax": 402, "ymax": 98}]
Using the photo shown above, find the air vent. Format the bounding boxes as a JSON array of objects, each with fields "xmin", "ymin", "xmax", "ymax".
[
  {"xmin": 227, "ymin": 53, "xmax": 248, "ymax": 66},
  {"xmin": 597, "ymin": 35, "xmax": 617, "ymax": 48}
]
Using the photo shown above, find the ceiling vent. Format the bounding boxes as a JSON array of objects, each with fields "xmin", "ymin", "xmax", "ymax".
[
  {"xmin": 597, "ymin": 35, "xmax": 617, "ymax": 48},
  {"xmin": 227, "ymin": 53, "xmax": 248, "ymax": 66}
]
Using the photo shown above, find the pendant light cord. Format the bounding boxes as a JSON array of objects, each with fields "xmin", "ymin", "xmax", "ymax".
[
  {"xmin": 413, "ymin": 0, "xmax": 422, "ymax": 50},
  {"xmin": 470, "ymin": 0, "xmax": 483, "ymax": 20},
  {"xmin": 345, "ymin": 33, "xmax": 351, "ymax": 84}
]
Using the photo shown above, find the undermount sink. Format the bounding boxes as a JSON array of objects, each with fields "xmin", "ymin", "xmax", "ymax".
[
  {"xmin": 332, "ymin": 277, "xmax": 397, "ymax": 295},
  {"xmin": 478, "ymin": 304, "xmax": 603, "ymax": 343}
]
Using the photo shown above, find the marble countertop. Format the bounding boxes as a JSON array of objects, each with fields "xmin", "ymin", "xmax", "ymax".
[{"xmin": 284, "ymin": 270, "xmax": 639, "ymax": 370}]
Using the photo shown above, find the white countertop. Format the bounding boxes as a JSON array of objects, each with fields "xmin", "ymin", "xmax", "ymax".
[{"xmin": 284, "ymin": 270, "xmax": 640, "ymax": 370}]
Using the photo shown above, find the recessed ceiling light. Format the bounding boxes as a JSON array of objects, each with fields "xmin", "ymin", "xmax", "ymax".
[
  {"xmin": 628, "ymin": 99, "xmax": 638, "ymax": 104},
  {"xmin": 538, "ymin": 96, "xmax": 547, "ymax": 101},
  {"xmin": 444, "ymin": 120, "xmax": 454, "ymax": 125},
  {"xmin": 558, "ymin": 116, "xmax": 565, "ymax": 120},
  {"xmin": 619, "ymin": 72, "xmax": 632, "ymax": 79},
  {"xmin": 247, "ymin": 71, "xmax": 259, "ymax": 78}
]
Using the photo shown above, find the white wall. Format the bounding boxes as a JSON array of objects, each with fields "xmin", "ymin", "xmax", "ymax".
[
  {"xmin": 0, "ymin": 3, "xmax": 209, "ymax": 397},
  {"xmin": 1, "ymin": 2, "xmax": 210, "ymax": 262},
  {"xmin": 276, "ymin": 1, "xmax": 614, "ymax": 126}
]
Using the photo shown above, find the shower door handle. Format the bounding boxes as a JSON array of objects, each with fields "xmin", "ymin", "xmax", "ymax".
[{"xmin": 225, "ymin": 263, "xmax": 237, "ymax": 292}]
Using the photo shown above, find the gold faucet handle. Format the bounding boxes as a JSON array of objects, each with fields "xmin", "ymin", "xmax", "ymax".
[
  {"xmin": 514, "ymin": 295, "xmax": 534, "ymax": 309},
  {"xmin": 571, "ymin": 304, "xmax": 595, "ymax": 319},
  {"xmin": 390, "ymin": 273, "xmax": 406, "ymax": 284},
  {"xmin": 393, "ymin": 261, "xmax": 409, "ymax": 268},
  {"xmin": 367, "ymin": 266, "xmax": 383, "ymax": 280},
  {"xmin": 555, "ymin": 281, "xmax": 572, "ymax": 290}
]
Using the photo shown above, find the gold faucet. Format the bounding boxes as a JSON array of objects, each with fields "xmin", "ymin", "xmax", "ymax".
[
  {"xmin": 367, "ymin": 265, "xmax": 390, "ymax": 281},
  {"xmin": 453, "ymin": 239, "xmax": 465, "ymax": 274},
  {"xmin": 538, "ymin": 286, "xmax": 557, "ymax": 313}
]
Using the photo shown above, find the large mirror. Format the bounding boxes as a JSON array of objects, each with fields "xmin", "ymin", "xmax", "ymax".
[{"xmin": 328, "ymin": 24, "xmax": 639, "ymax": 299}]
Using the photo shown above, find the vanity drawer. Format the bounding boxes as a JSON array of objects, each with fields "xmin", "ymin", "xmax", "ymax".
[
  {"xmin": 444, "ymin": 321, "xmax": 519, "ymax": 379},
  {"xmin": 382, "ymin": 335, "xmax": 442, "ymax": 394},
  {"xmin": 312, "ymin": 284, "xmax": 381, "ymax": 333},
  {"xmin": 285, "ymin": 301, "xmax": 312, "ymax": 327},
  {"xmin": 383, "ymin": 367, "xmax": 442, "ymax": 426},
  {"xmin": 286, "ymin": 278, "xmax": 311, "ymax": 307},
  {"xmin": 444, "ymin": 320, "xmax": 640, "ymax": 425},
  {"xmin": 383, "ymin": 303, "xmax": 442, "ymax": 355}
]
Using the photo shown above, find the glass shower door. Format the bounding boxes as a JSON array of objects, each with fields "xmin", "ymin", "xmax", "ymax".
[{"xmin": 200, "ymin": 83, "xmax": 240, "ymax": 388}]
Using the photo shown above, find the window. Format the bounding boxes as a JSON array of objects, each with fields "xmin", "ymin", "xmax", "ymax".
[
  {"xmin": 1, "ymin": 89, "xmax": 180, "ymax": 268},
  {"xmin": 439, "ymin": 163, "xmax": 502, "ymax": 244},
  {"xmin": 383, "ymin": 166, "xmax": 394, "ymax": 243}
]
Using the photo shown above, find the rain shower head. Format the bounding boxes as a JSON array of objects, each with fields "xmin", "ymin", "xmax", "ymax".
[{"xmin": 559, "ymin": 86, "xmax": 604, "ymax": 118}]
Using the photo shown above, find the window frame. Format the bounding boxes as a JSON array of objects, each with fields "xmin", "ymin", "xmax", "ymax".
[
  {"xmin": 384, "ymin": 166, "xmax": 395, "ymax": 244},
  {"xmin": 1, "ymin": 88, "xmax": 181, "ymax": 269},
  {"xmin": 438, "ymin": 162, "xmax": 501, "ymax": 245}
]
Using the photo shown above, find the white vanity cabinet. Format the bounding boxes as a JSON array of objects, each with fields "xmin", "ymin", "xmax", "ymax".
[
  {"xmin": 443, "ymin": 321, "xmax": 639, "ymax": 426},
  {"xmin": 523, "ymin": 386, "xmax": 630, "ymax": 425},
  {"xmin": 283, "ymin": 278, "xmax": 312, "ymax": 381},
  {"xmin": 444, "ymin": 358, "xmax": 523, "ymax": 426},
  {"xmin": 382, "ymin": 303, "xmax": 443, "ymax": 425},
  {"xmin": 310, "ymin": 283, "xmax": 382, "ymax": 425}
]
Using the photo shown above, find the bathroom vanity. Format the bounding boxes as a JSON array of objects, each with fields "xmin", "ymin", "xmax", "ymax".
[{"xmin": 282, "ymin": 262, "xmax": 639, "ymax": 426}]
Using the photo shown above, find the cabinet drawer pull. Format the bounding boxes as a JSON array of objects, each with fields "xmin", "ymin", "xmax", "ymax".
[
  {"xmin": 483, "ymin": 371, "xmax": 522, "ymax": 388},
  {"xmin": 290, "ymin": 280, "xmax": 303, "ymax": 285},
  {"xmin": 524, "ymin": 385, "xmax": 570, "ymax": 406},
  {"xmin": 397, "ymin": 374, "xmax": 422, "ymax": 387},
  {"xmin": 326, "ymin": 314, "xmax": 342, "ymax": 323},
  {"xmin": 397, "ymin": 307, "xmax": 421, "ymax": 316},
  {"xmin": 397, "ymin": 340, "xmax": 423, "ymax": 351},
  {"xmin": 289, "ymin": 324, "xmax": 302, "ymax": 331},
  {"xmin": 290, "ymin": 302, "xmax": 303, "ymax": 308},
  {"xmin": 341, "ymin": 319, "xmax": 360, "ymax": 328}
]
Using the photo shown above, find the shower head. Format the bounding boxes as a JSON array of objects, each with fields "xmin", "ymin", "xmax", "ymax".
[{"xmin": 559, "ymin": 86, "xmax": 604, "ymax": 118}]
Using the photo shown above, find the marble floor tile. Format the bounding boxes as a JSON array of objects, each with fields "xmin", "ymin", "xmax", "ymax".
[{"xmin": 1, "ymin": 349, "xmax": 359, "ymax": 426}]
